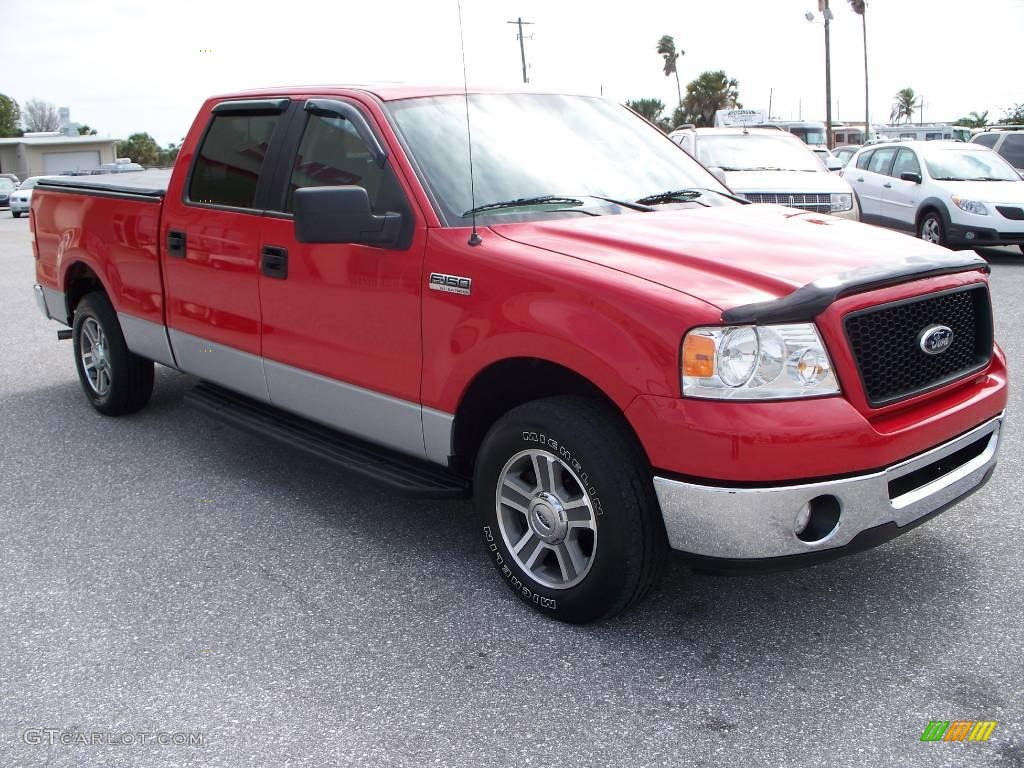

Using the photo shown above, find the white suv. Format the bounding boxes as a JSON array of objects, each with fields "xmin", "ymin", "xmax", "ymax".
[{"xmin": 847, "ymin": 141, "xmax": 1024, "ymax": 253}]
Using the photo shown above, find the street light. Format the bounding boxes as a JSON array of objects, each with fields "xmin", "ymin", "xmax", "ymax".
[{"xmin": 805, "ymin": 2, "xmax": 834, "ymax": 149}]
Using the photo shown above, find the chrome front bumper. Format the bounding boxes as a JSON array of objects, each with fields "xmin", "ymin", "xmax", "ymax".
[{"xmin": 653, "ymin": 414, "xmax": 1003, "ymax": 560}]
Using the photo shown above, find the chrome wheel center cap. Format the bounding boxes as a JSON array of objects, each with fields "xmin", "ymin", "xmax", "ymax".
[{"xmin": 528, "ymin": 492, "xmax": 568, "ymax": 544}]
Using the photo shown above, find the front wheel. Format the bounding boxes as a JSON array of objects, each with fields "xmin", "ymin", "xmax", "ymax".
[
  {"xmin": 72, "ymin": 291, "xmax": 154, "ymax": 415},
  {"xmin": 12, "ymin": 211, "xmax": 21, "ymax": 218},
  {"xmin": 918, "ymin": 211, "xmax": 947, "ymax": 247},
  {"xmin": 474, "ymin": 396, "xmax": 667, "ymax": 623}
]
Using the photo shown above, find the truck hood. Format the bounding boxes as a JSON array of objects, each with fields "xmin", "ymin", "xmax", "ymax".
[
  {"xmin": 490, "ymin": 204, "xmax": 968, "ymax": 312},
  {"xmin": 723, "ymin": 169, "xmax": 851, "ymax": 195}
]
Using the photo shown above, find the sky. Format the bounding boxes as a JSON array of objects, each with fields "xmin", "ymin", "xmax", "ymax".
[{"xmin": 4, "ymin": 0, "xmax": 1023, "ymax": 146}]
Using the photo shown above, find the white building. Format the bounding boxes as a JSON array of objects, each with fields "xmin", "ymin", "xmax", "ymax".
[{"xmin": 0, "ymin": 133, "xmax": 121, "ymax": 180}]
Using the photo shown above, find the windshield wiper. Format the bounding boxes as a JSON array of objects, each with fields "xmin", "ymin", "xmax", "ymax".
[
  {"xmin": 968, "ymin": 176, "xmax": 1008, "ymax": 181},
  {"xmin": 462, "ymin": 193, "xmax": 652, "ymax": 217},
  {"xmin": 635, "ymin": 187, "xmax": 748, "ymax": 206},
  {"xmin": 462, "ymin": 195, "xmax": 584, "ymax": 217},
  {"xmin": 634, "ymin": 189, "xmax": 706, "ymax": 206}
]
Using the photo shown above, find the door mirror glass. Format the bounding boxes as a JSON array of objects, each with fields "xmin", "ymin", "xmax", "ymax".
[
  {"xmin": 900, "ymin": 171, "xmax": 922, "ymax": 184},
  {"xmin": 293, "ymin": 186, "xmax": 402, "ymax": 246}
]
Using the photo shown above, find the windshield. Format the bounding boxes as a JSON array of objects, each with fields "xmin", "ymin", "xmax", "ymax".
[
  {"xmin": 0, "ymin": 179, "xmax": 14, "ymax": 192},
  {"xmin": 696, "ymin": 133, "xmax": 824, "ymax": 172},
  {"xmin": 924, "ymin": 148, "xmax": 1020, "ymax": 181},
  {"xmin": 385, "ymin": 93, "xmax": 731, "ymax": 223},
  {"xmin": 20, "ymin": 178, "xmax": 39, "ymax": 190}
]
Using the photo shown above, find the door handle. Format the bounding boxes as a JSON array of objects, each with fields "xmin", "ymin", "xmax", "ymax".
[
  {"xmin": 856, "ymin": 177, "xmax": 864, "ymax": 183},
  {"xmin": 261, "ymin": 245, "xmax": 288, "ymax": 279},
  {"xmin": 167, "ymin": 230, "xmax": 186, "ymax": 258},
  {"xmin": 883, "ymin": 182, "xmax": 893, "ymax": 189}
]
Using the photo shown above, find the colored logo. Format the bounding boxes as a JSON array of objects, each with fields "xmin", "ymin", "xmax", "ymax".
[
  {"xmin": 918, "ymin": 324, "xmax": 954, "ymax": 355},
  {"xmin": 921, "ymin": 720, "xmax": 997, "ymax": 742}
]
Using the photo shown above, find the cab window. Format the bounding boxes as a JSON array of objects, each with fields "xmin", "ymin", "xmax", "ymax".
[
  {"xmin": 286, "ymin": 114, "xmax": 389, "ymax": 212},
  {"xmin": 188, "ymin": 113, "xmax": 281, "ymax": 209}
]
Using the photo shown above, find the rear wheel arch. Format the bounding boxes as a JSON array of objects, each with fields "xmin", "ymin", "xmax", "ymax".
[
  {"xmin": 449, "ymin": 357, "xmax": 645, "ymax": 477},
  {"xmin": 63, "ymin": 261, "xmax": 107, "ymax": 322}
]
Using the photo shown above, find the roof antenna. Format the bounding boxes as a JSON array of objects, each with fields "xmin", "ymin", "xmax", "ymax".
[{"xmin": 457, "ymin": 0, "xmax": 482, "ymax": 246}]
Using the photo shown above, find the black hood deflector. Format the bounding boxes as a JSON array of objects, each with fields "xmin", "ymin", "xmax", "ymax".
[{"xmin": 721, "ymin": 253, "xmax": 990, "ymax": 325}]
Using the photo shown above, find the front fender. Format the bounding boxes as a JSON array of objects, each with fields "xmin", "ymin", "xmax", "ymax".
[{"xmin": 421, "ymin": 228, "xmax": 719, "ymax": 413}]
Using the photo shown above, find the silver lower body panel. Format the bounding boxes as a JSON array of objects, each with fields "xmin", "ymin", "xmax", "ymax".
[{"xmin": 653, "ymin": 413, "xmax": 1003, "ymax": 559}]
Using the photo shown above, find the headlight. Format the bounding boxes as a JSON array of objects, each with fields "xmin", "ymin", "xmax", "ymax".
[
  {"xmin": 952, "ymin": 195, "xmax": 989, "ymax": 215},
  {"xmin": 830, "ymin": 193, "xmax": 853, "ymax": 212},
  {"xmin": 682, "ymin": 324, "xmax": 840, "ymax": 399}
]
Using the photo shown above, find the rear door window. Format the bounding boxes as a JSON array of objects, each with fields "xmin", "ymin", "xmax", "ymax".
[
  {"xmin": 189, "ymin": 113, "xmax": 282, "ymax": 209},
  {"xmin": 855, "ymin": 150, "xmax": 874, "ymax": 170},
  {"xmin": 998, "ymin": 134, "xmax": 1024, "ymax": 169}
]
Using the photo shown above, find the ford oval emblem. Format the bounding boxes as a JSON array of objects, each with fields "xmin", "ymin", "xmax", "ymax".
[{"xmin": 919, "ymin": 325, "xmax": 954, "ymax": 355}]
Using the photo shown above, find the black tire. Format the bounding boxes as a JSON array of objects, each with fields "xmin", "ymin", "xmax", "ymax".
[
  {"xmin": 12, "ymin": 211, "xmax": 21, "ymax": 218},
  {"xmin": 1019, "ymin": 245, "xmax": 1024, "ymax": 256},
  {"xmin": 474, "ymin": 396, "xmax": 667, "ymax": 623},
  {"xmin": 72, "ymin": 291, "xmax": 154, "ymax": 415},
  {"xmin": 918, "ymin": 210, "xmax": 947, "ymax": 248}
]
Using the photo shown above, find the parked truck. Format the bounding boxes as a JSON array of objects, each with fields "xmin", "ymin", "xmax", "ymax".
[{"xmin": 31, "ymin": 86, "xmax": 1006, "ymax": 623}]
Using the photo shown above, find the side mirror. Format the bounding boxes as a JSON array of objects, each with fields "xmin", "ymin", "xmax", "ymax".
[
  {"xmin": 900, "ymin": 171, "xmax": 922, "ymax": 184},
  {"xmin": 707, "ymin": 166, "xmax": 729, "ymax": 187},
  {"xmin": 294, "ymin": 186, "xmax": 402, "ymax": 246},
  {"xmin": 827, "ymin": 158, "xmax": 844, "ymax": 172}
]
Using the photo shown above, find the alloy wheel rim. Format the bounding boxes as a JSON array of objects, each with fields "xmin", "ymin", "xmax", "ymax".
[
  {"xmin": 495, "ymin": 448, "xmax": 598, "ymax": 590},
  {"xmin": 921, "ymin": 218, "xmax": 941, "ymax": 243},
  {"xmin": 80, "ymin": 317, "xmax": 112, "ymax": 396}
]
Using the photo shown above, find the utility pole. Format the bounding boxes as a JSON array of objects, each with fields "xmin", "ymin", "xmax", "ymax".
[
  {"xmin": 823, "ymin": 0, "xmax": 834, "ymax": 148},
  {"xmin": 861, "ymin": 5, "xmax": 870, "ymax": 142},
  {"xmin": 507, "ymin": 17, "xmax": 534, "ymax": 84}
]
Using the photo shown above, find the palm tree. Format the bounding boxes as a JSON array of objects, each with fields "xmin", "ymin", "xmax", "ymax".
[
  {"xmin": 954, "ymin": 110, "xmax": 989, "ymax": 129},
  {"xmin": 656, "ymin": 35, "xmax": 684, "ymax": 110},
  {"xmin": 847, "ymin": 0, "xmax": 870, "ymax": 140},
  {"xmin": 891, "ymin": 88, "xmax": 920, "ymax": 125},
  {"xmin": 681, "ymin": 71, "xmax": 740, "ymax": 128},
  {"xmin": 625, "ymin": 98, "xmax": 670, "ymax": 132}
]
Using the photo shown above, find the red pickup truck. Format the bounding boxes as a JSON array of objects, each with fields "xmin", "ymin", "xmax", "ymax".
[{"xmin": 31, "ymin": 86, "xmax": 1006, "ymax": 623}]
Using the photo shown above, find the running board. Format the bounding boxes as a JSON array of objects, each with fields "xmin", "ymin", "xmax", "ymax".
[{"xmin": 185, "ymin": 383, "xmax": 470, "ymax": 498}]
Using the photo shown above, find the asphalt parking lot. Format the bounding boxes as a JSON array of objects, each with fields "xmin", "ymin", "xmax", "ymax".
[{"xmin": 0, "ymin": 212, "xmax": 1021, "ymax": 768}]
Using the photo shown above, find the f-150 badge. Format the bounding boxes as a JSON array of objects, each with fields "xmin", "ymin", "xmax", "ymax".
[{"xmin": 429, "ymin": 273, "xmax": 472, "ymax": 296}]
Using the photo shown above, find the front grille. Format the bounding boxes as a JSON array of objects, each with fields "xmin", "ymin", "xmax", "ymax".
[
  {"xmin": 996, "ymin": 205, "xmax": 1024, "ymax": 220},
  {"xmin": 844, "ymin": 285, "xmax": 993, "ymax": 407},
  {"xmin": 743, "ymin": 192, "xmax": 831, "ymax": 213}
]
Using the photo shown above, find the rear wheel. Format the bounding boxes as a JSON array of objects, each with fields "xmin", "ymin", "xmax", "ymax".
[
  {"xmin": 918, "ymin": 211, "xmax": 947, "ymax": 247},
  {"xmin": 72, "ymin": 292, "xmax": 154, "ymax": 415},
  {"xmin": 474, "ymin": 396, "xmax": 667, "ymax": 623}
]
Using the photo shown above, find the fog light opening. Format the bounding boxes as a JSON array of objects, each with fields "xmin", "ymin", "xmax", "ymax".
[{"xmin": 795, "ymin": 495, "xmax": 842, "ymax": 543}]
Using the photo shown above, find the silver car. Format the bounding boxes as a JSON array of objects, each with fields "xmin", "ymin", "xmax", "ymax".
[{"xmin": 9, "ymin": 176, "xmax": 49, "ymax": 218}]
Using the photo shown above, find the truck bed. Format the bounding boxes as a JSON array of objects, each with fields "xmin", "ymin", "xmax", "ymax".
[{"xmin": 37, "ymin": 169, "xmax": 171, "ymax": 199}]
